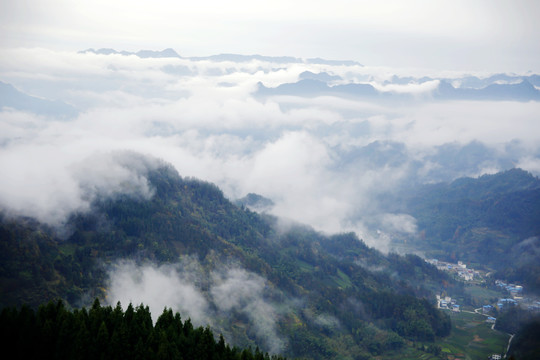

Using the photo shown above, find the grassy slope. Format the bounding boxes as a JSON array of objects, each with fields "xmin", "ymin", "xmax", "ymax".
[{"xmin": 438, "ymin": 311, "xmax": 508, "ymax": 360}]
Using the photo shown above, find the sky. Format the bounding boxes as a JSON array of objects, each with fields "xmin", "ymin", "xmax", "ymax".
[{"xmin": 1, "ymin": 0, "xmax": 540, "ymax": 72}]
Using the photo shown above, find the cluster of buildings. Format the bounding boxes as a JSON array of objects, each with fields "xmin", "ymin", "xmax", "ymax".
[
  {"xmin": 497, "ymin": 298, "xmax": 518, "ymax": 309},
  {"xmin": 495, "ymin": 280, "xmax": 523, "ymax": 299},
  {"xmin": 426, "ymin": 259, "xmax": 479, "ymax": 281},
  {"xmin": 494, "ymin": 281, "xmax": 540, "ymax": 312},
  {"xmin": 436, "ymin": 295, "xmax": 460, "ymax": 312}
]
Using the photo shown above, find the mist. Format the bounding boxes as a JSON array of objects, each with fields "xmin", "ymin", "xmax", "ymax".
[
  {"xmin": 106, "ymin": 259, "xmax": 287, "ymax": 353},
  {"xmin": 1, "ymin": 48, "xmax": 540, "ymax": 251},
  {"xmin": 106, "ymin": 260, "xmax": 210, "ymax": 326}
]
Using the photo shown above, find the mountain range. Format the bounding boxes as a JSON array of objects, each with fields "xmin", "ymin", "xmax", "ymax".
[
  {"xmin": 79, "ymin": 48, "xmax": 363, "ymax": 66},
  {"xmin": 257, "ymin": 78, "xmax": 540, "ymax": 102},
  {"xmin": 76, "ymin": 48, "xmax": 540, "ymax": 102}
]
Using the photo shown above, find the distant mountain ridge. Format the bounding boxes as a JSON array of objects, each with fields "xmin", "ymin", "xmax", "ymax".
[
  {"xmin": 80, "ymin": 48, "xmax": 182, "ymax": 58},
  {"xmin": 76, "ymin": 48, "xmax": 540, "ymax": 102},
  {"xmin": 79, "ymin": 48, "xmax": 363, "ymax": 66},
  {"xmin": 257, "ymin": 78, "xmax": 540, "ymax": 101},
  {"xmin": 435, "ymin": 79, "xmax": 540, "ymax": 101}
]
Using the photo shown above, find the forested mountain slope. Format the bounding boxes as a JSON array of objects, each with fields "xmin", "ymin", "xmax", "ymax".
[
  {"xmin": 391, "ymin": 168, "xmax": 540, "ymax": 292},
  {"xmin": 0, "ymin": 156, "xmax": 452, "ymax": 359}
]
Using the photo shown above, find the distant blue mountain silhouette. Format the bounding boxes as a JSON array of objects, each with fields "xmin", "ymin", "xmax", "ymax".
[
  {"xmin": 0, "ymin": 81, "xmax": 77, "ymax": 118},
  {"xmin": 79, "ymin": 48, "xmax": 363, "ymax": 66},
  {"xmin": 435, "ymin": 80, "xmax": 540, "ymax": 101},
  {"xmin": 257, "ymin": 78, "xmax": 540, "ymax": 101}
]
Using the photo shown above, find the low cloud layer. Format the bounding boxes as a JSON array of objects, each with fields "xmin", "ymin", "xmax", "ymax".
[
  {"xmin": 1, "ymin": 49, "xmax": 540, "ymax": 250},
  {"xmin": 106, "ymin": 260, "xmax": 286, "ymax": 353},
  {"xmin": 106, "ymin": 260, "xmax": 210, "ymax": 325},
  {"xmin": 211, "ymin": 268, "xmax": 285, "ymax": 353},
  {"xmin": 0, "ymin": 148, "xmax": 158, "ymax": 226}
]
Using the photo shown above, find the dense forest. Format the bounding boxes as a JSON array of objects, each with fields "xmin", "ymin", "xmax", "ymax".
[
  {"xmin": 0, "ymin": 157, "xmax": 453, "ymax": 359},
  {"xmin": 0, "ymin": 298, "xmax": 285, "ymax": 360},
  {"xmin": 506, "ymin": 319, "xmax": 540, "ymax": 360}
]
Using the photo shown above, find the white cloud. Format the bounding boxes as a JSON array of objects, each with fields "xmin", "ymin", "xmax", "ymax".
[
  {"xmin": 313, "ymin": 314, "xmax": 341, "ymax": 330},
  {"xmin": 1, "ymin": 49, "xmax": 540, "ymax": 252},
  {"xmin": 106, "ymin": 260, "xmax": 287, "ymax": 353},
  {"xmin": 106, "ymin": 260, "xmax": 210, "ymax": 325},
  {"xmin": 389, "ymin": 100, "xmax": 540, "ymax": 148},
  {"xmin": 211, "ymin": 268, "xmax": 286, "ymax": 353},
  {"xmin": 370, "ymin": 80, "xmax": 440, "ymax": 95},
  {"xmin": 380, "ymin": 213, "xmax": 418, "ymax": 235},
  {"xmin": 516, "ymin": 157, "xmax": 540, "ymax": 175}
]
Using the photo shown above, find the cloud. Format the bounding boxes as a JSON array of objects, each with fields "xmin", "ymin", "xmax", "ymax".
[
  {"xmin": 106, "ymin": 260, "xmax": 210, "ymax": 325},
  {"xmin": 105, "ymin": 260, "xmax": 287, "ymax": 353},
  {"xmin": 0, "ymin": 143, "xmax": 160, "ymax": 226},
  {"xmin": 1, "ymin": 49, "xmax": 540, "ymax": 252},
  {"xmin": 380, "ymin": 213, "xmax": 417, "ymax": 234},
  {"xmin": 388, "ymin": 100, "xmax": 540, "ymax": 148},
  {"xmin": 313, "ymin": 314, "xmax": 341, "ymax": 330},
  {"xmin": 516, "ymin": 156, "xmax": 540, "ymax": 175},
  {"xmin": 370, "ymin": 80, "xmax": 440, "ymax": 95},
  {"xmin": 211, "ymin": 268, "xmax": 286, "ymax": 353}
]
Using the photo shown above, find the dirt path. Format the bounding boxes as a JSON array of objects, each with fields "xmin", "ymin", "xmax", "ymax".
[{"xmin": 504, "ymin": 333, "xmax": 514, "ymax": 358}]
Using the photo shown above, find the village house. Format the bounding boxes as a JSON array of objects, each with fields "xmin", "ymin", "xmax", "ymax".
[{"xmin": 497, "ymin": 298, "xmax": 517, "ymax": 309}]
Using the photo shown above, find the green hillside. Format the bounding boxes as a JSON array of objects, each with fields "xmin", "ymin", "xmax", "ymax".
[{"xmin": 0, "ymin": 158, "xmax": 452, "ymax": 359}]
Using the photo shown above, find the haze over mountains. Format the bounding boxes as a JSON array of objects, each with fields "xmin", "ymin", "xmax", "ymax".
[
  {"xmin": 3, "ymin": 1, "xmax": 540, "ymax": 356},
  {"xmin": 1, "ymin": 47, "xmax": 540, "ymax": 358},
  {"xmin": 1, "ymin": 48, "xmax": 540, "ymax": 248}
]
